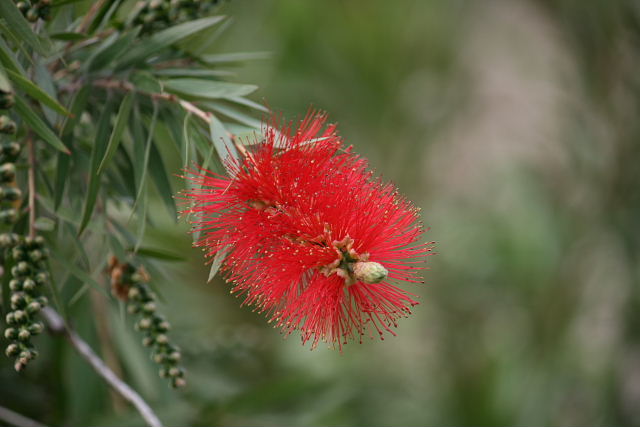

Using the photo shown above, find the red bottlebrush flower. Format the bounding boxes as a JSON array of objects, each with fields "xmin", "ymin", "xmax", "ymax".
[{"xmin": 182, "ymin": 111, "xmax": 432, "ymax": 349}]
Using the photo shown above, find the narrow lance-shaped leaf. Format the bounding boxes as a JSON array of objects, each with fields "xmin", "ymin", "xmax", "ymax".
[
  {"xmin": 209, "ymin": 115, "xmax": 239, "ymax": 171},
  {"xmin": 149, "ymin": 141, "xmax": 178, "ymax": 221},
  {"xmin": 98, "ymin": 92, "xmax": 134, "ymax": 174},
  {"xmin": 0, "ymin": 1, "xmax": 51, "ymax": 56},
  {"xmin": 6, "ymin": 69, "xmax": 70, "ymax": 116},
  {"xmin": 79, "ymin": 100, "xmax": 116, "ymax": 234},
  {"xmin": 14, "ymin": 96, "xmax": 70, "ymax": 154},
  {"xmin": 116, "ymin": 16, "xmax": 225, "ymax": 69},
  {"xmin": 164, "ymin": 78, "xmax": 258, "ymax": 99},
  {"xmin": 0, "ymin": 66, "xmax": 11, "ymax": 92}
]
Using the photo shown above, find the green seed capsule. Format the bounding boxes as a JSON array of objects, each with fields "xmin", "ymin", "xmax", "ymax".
[
  {"xmin": 13, "ymin": 310, "xmax": 27, "ymax": 323},
  {"xmin": 4, "ymin": 327, "xmax": 17, "ymax": 339},
  {"xmin": 168, "ymin": 351, "xmax": 181, "ymax": 362},
  {"xmin": 29, "ymin": 249, "xmax": 43, "ymax": 262},
  {"xmin": 142, "ymin": 336, "xmax": 154, "ymax": 347},
  {"xmin": 155, "ymin": 334, "xmax": 169, "ymax": 345},
  {"xmin": 0, "ymin": 232, "xmax": 19, "ymax": 247},
  {"xmin": 5, "ymin": 312, "xmax": 16, "ymax": 325},
  {"xmin": 11, "ymin": 247, "xmax": 26, "ymax": 261},
  {"xmin": 16, "ymin": 261, "xmax": 30, "ymax": 274},
  {"xmin": 142, "ymin": 302, "xmax": 156, "ymax": 314},
  {"xmin": 10, "ymin": 293, "xmax": 26, "ymax": 309}
]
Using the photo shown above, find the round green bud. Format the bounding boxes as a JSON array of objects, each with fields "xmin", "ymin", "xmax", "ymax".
[
  {"xmin": 26, "ymin": 301, "xmax": 41, "ymax": 314},
  {"xmin": 1, "ymin": 142, "xmax": 21, "ymax": 158},
  {"xmin": 128, "ymin": 287, "xmax": 141, "ymax": 300},
  {"xmin": 142, "ymin": 302, "xmax": 156, "ymax": 314},
  {"xmin": 13, "ymin": 310, "xmax": 27, "ymax": 323},
  {"xmin": 142, "ymin": 336, "xmax": 154, "ymax": 347},
  {"xmin": 4, "ymin": 327, "xmax": 17, "ymax": 339},
  {"xmin": 0, "ymin": 91, "xmax": 14, "ymax": 109},
  {"xmin": 10, "ymin": 293, "xmax": 26, "ymax": 309},
  {"xmin": 9, "ymin": 279, "xmax": 21, "ymax": 292},
  {"xmin": 11, "ymin": 247, "xmax": 25, "ymax": 260},
  {"xmin": 29, "ymin": 249, "xmax": 44, "ymax": 262},
  {"xmin": 0, "ymin": 232, "xmax": 19, "ymax": 247},
  {"xmin": 5, "ymin": 343, "xmax": 20, "ymax": 357},
  {"xmin": 5, "ymin": 312, "xmax": 16, "ymax": 325},
  {"xmin": 155, "ymin": 334, "xmax": 168, "ymax": 345},
  {"xmin": 156, "ymin": 321, "xmax": 171, "ymax": 332},
  {"xmin": 0, "ymin": 209, "xmax": 18, "ymax": 225},
  {"xmin": 35, "ymin": 272, "xmax": 48, "ymax": 285},
  {"xmin": 16, "ymin": 2, "xmax": 30, "ymax": 14},
  {"xmin": 352, "ymin": 261, "xmax": 389, "ymax": 284},
  {"xmin": 36, "ymin": 296, "xmax": 48, "ymax": 307},
  {"xmin": 23, "ymin": 278, "xmax": 37, "ymax": 292},
  {"xmin": 127, "ymin": 304, "xmax": 140, "ymax": 314},
  {"xmin": 153, "ymin": 353, "xmax": 166, "ymax": 364},
  {"xmin": 18, "ymin": 328, "xmax": 31, "ymax": 341},
  {"xmin": 159, "ymin": 367, "xmax": 169, "ymax": 378},
  {"xmin": 0, "ymin": 116, "xmax": 17, "ymax": 134},
  {"xmin": 28, "ymin": 322, "xmax": 43, "ymax": 335},
  {"xmin": 171, "ymin": 377, "xmax": 187, "ymax": 388},
  {"xmin": 16, "ymin": 261, "xmax": 30, "ymax": 274},
  {"xmin": 167, "ymin": 351, "xmax": 181, "ymax": 363},
  {"xmin": 26, "ymin": 8, "xmax": 39, "ymax": 22},
  {"xmin": 136, "ymin": 318, "xmax": 152, "ymax": 330}
]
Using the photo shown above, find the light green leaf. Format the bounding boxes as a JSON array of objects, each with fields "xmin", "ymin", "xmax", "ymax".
[
  {"xmin": 87, "ymin": 29, "xmax": 140, "ymax": 72},
  {"xmin": 208, "ymin": 247, "xmax": 230, "ymax": 283},
  {"xmin": 98, "ymin": 92, "xmax": 134, "ymax": 174},
  {"xmin": 0, "ymin": 66, "xmax": 11, "ymax": 92},
  {"xmin": 6, "ymin": 69, "xmax": 70, "ymax": 116},
  {"xmin": 135, "ymin": 247, "xmax": 186, "ymax": 262},
  {"xmin": 117, "ymin": 16, "xmax": 225, "ymax": 69},
  {"xmin": 14, "ymin": 96, "xmax": 70, "ymax": 154},
  {"xmin": 199, "ymin": 51, "xmax": 272, "ymax": 64},
  {"xmin": 79, "ymin": 100, "xmax": 116, "ymax": 234},
  {"xmin": 0, "ymin": 1, "xmax": 51, "ymax": 56},
  {"xmin": 203, "ymin": 101, "xmax": 261, "ymax": 128},
  {"xmin": 209, "ymin": 115, "xmax": 239, "ymax": 168},
  {"xmin": 34, "ymin": 217, "xmax": 56, "ymax": 231},
  {"xmin": 152, "ymin": 68, "xmax": 234, "ymax": 78},
  {"xmin": 164, "ymin": 78, "xmax": 258, "ymax": 99}
]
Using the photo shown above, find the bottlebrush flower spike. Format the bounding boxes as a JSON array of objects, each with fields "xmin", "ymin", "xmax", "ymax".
[{"xmin": 181, "ymin": 111, "xmax": 432, "ymax": 349}]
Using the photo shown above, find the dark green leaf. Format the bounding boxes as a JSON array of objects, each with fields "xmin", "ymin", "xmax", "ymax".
[
  {"xmin": 149, "ymin": 141, "xmax": 177, "ymax": 220},
  {"xmin": 87, "ymin": 29, "xmax": 140, "ymax": 72},
  {"xmin": 164, "ymin": 78, "xmax": 258, "ymax": 99},
  {"xmin": 116, "ymin": 16, "xmax": 225, "ymax": 69},
  {"xmin": 152, "ymin": 68, "xmax": 234, "ymax": 78},
  {"xmin": 209, "ymin": 115, "xmax": 238, "ymax": 168},
  {"xmin": 208, "ymin": 246, "xmax": 230, "ymax": 283},
  {"xmin": 199, "ymin": 51, "xmax": 272, "ymax": 64},
  {"xmin": 6, "ymin": 69, "xmax": 70, "ymax": 116},
  {"xmin": 14, "ymin": 96, "xmax": 70, "ymax": 154},
  {"xmin": 134, "ymin": 247, "xmax": 186, "ymax": 262},
  {"xmin": 98, "ymin": 92, "xmax": 134, "ymax": 174},
  {"xmin": 0, "ymin": 1, "xmax": 51, "ymax": 56},
  {"xmin": 49, "ymin": 32, "xmax": 89, "ymax": 41},
  {"xmin": 79, "ymin": 100, "xmax": 116, "ymax": 234},
  {"xmin": 0, "ymin": 38, "xmax": 25, "ymax": 75}
]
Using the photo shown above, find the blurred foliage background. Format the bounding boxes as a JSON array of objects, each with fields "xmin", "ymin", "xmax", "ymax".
[{"xmin": 3, "ymin": 0, "xmax": 640, "ymax": 425}]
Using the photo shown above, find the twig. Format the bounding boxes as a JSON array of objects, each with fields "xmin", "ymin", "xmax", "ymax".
[
  {"xmin": 0, "ymin": 406, "xmax": 47, "ymax": 427},
  {"xmin": 41, "ymin": 307, "xmax": 164, "ymax": 427},
  {"xmin": 27, "ymin": 136, "xmax": 36, "ymax": 239}
]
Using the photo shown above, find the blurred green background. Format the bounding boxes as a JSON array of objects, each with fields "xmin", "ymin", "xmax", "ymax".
[{"xmin": 3, "ymin": 0, "xmax": 640, "ymax": 425}]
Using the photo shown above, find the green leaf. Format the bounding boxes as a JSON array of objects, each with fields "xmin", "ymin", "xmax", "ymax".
[
  {"xmin": 34, "ymin": 217, "xmax": 56, "ymax": 231},
  {"xmin": 49, "ymin": 32, "xmax": 89, "ymax": 41},
  {"xmin": 152, "ymin": 68, "xmax": 234, "ymax": 78},
  {"xmin": 6, "ymin": 69, "xmax": 70, "ymax": 116},
  {"xmin": 226, "ymin": 96, "xmax": 269, "ymax": 112},
  {"xmin": 14, "ymin": 96, "xmax": 70, "ymax": 154},
  {"xmin": 135, "ymin": 247, "xmax": 186, "ymax": 262},
  {"xmin": 199, "ymin": 51, "xmax": 272, "ymax": 64},
  {"xmin": 0, "ymin": 38, "xmax": 25, "ymax": 75},
  {"xmin": 130, "ymin": 103, "xmax": 159, "ymax": 215},
  {"xmin": 208, "ymin": 246, "xmax": 230, "ymax": 283},
  {"xmin": 203, "ymin": 101, "xmax": 261, "ymax": 128},
  {"xmin": 0, "ymin": 1, "xmax": 51, "ymax": 56},
  {"xmin": 79, "ymin": 100, "xmax": 116, "ymax": 234},
  {"xmin": 209, "ymin": 115, "xmax": 239, "ymax": 168},
  {"xmin": 164, "ymin": 78, "xmax": 258, "ymax": 99},
  {"xmin": 116, "ymin": 16, "xmax": 225, "ymax": 69},
  {"xmin": 97, "ymin": 92, "xmax": 134, "ymax": 174},
  {"xmin": 0, "ymin": 66, "xmax": 11, "ymax": 92},
  {"xmin": 86, "ymin": 29, "xmax": 140, "ymax": 72},
  {"xmin": 149, "ymin": 141, "xmax": 177, "ymax": 220}
]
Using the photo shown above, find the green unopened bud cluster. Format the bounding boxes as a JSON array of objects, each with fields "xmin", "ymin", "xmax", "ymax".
[
  {"xmin": 2, "ymin": 234, "xmax": 49, "ymax": 371},
  {"xmin": 131, "ymin": 0, "xmax": 220, "ymax": 35},
  {"xmin": 123, "ymin": 265, "xmax": 186, "ymax": 388},
  {"xmin": 0, "ymin": 88, "xmax": 21, "ymax": 225},
  {"xmin": 13, "ymin": 0, "xmax": 52, "ymax": 22}
]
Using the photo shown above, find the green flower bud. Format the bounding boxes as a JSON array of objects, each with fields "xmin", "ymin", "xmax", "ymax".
[
  {"xmin": 0, "ymin": 116, "xmax": 16, "ymax": 134},
  {"xmin": 0, "ymin": 90, "xmax": 14, "ymax": 109},
  {"xmin": 153, "ymin": 353, "xmax": 166, "ymax": 364},
  {"xmin": 156, "ymin": 320, "xmax": 171, "ymax": 332},
  {"xmin": 5, "ymin": 343, "xmax": 20, "ymax": 357},
  {"xmin": 1, "ymin": 142, "xmax": 21, "ymax": 158},
  {"xmin": 28, "ymin": 322, "xmax": 43, "ymax": 335},
  {"xmin": 35, "ymin": 272, "xmax": 48, "ymax": 285},
  {"xmin": 0, "ymin": 208, "xmax": 18, "ymax": 225},
  {"xmin": 18, "ymin": 328, "xmax": 31, "ymax": 341},
  {"xmin": 0, "ymin": 232, "xmax": 19, "ymax": 247},
  {"xmin": 155, "ymin": 334, "xmax": 168, "ymax": 345},
  {"xmin": 136, "ymin": 317, "xmax": 152, "ymax": 330},
  {"xmin": 142, "ymin": 302, "xmax": 156, "ymax": 314},
  {"xmin": 128, "ymin": 287, "xmax": 141, "ymax": 300},
  {"xmin": 9, "ymin": 279, "xmax": 22, "ymax": 291},
  {"xmin": 16, "ymin": 2, "xmax": 30, "ymax": 14},
  {"xmin": 16, "ymin": 261, "xmax": 30, "ymax": 274},
  {"xmin": 142, "ymin": 336, "xmax": 155, "ymax": 347},
  {"xmin": 26, "ymin": 7, "xmax": 39, "ymax": 22},
  {"xmin": 36, "ymin": 296, "xmax": 48, "ymax": 307},
  {"xmin": 10, "ymin": 293, "xmax": 26, "ymax": 309},
  {"xmin": 26, "ymin": 301, "xmax": 41, "ymax": 314},
  {"xmin": 352, "ymin": 261, "xmax": 389, "ymax": 284},
  {"xmin": 168, "ymin": 351, "xmax": 181, "ymax": 363},
  {"xmin": 127, "ymin": 304, "xmax": 140, "ymax": 314},
  {"xmin": 12, "ymin": 310, "xmax": 27, "ymax": 323},
  {"xmin": 4, "ymin": 327, "xmax": 17, "ymax": 339},
  {"xmin": 5, "ymin": 312, "xmax": 16, "ymax": 325},
  {"xmin": 159, "ymin": 367, "xmax": 169, "ymax": 378},
  {"xmin": 171, "ymin": 377, "xmax": 187, "ymax": 388},
  {"xmin": 23, "ymin": 278, "xmax": 37, "ymax": 292},
  {"xmin": 11, "ymin": 247, "xmax": 26, "ymax": 260},
  {"xmin": 29, "ymin": 249, "xmax": 44, "ymax": 262}
]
